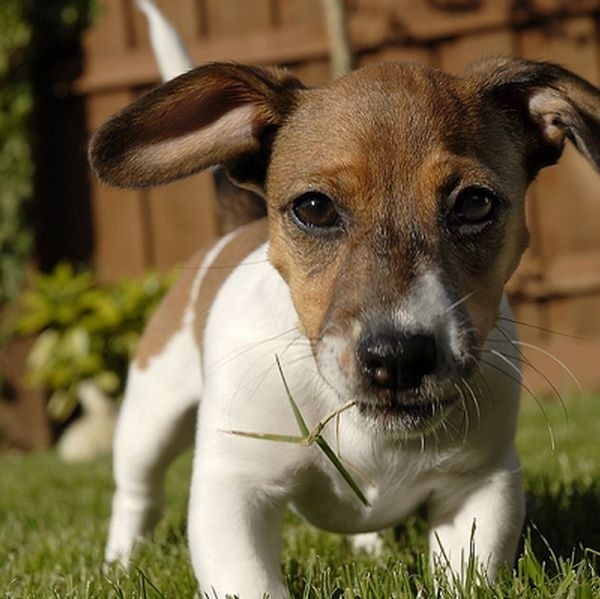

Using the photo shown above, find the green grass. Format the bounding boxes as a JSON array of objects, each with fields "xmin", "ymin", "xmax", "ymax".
[{"xmin": 1, "ymin": 395, "xmax": 599, "ymax": 598}]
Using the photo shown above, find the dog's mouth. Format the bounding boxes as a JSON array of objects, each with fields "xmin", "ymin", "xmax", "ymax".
[{"xmin": 355, "ymin": 389, "xmax": 459, "ymax": 432}]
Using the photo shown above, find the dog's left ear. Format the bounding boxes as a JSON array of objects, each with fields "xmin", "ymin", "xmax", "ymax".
[
  {"xmin": 469, "ymin": 57, "xmax": 600, "ymax": 175},
  {"xmin": 89, "ymin": 62, "xmax": 305, "ymax": 190}
]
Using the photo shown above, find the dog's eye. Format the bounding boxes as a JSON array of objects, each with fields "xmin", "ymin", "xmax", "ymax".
[
  {"xmin": 451, "ymin": 187, "xmax": 497, "ymax": 227},
  {"xmin": 291, "ymin": 192, "xmax": 341, "ymax": 231}
]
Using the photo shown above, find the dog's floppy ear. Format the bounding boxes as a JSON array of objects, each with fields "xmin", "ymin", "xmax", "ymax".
[
  {"xmin": 469, "ymin": 57, "xmax": 600, "ymax": 175},
  {"xmin": 88, "ymin": 62, "xmax": 305, "ymax": 189}
]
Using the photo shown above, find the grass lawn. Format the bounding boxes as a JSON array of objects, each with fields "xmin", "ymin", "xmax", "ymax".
[{"xmin": 1, "ymin": 394, "xmax": 599, "ymax": 598}]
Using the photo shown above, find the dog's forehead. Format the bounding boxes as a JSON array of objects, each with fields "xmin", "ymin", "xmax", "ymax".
[
  {"xmin": 324, "ymin": 61, "xmax": 466, "ymax": 117},
  {"xmin": 270, "ymin": 63, "xmax": 476, "ymax": 198}
]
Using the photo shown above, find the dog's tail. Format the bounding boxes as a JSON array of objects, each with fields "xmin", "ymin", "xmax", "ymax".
[{"xmin": 136, "ymin": 0, "xmax": 193, "ymax": 82}]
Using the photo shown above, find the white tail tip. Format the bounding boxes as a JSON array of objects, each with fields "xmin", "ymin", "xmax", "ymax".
[{"xmin": 135, "ymin": 0, "xmax": 194, "ymax": 82}]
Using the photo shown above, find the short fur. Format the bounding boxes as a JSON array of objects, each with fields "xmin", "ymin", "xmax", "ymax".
[{"xmin": 89, "ymin": 57, "xmax": 600, "ymax": 598}]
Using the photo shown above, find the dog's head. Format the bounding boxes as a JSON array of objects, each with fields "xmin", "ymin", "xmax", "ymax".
[{"xmin": 89, "ymin": 58, "xmax": 600, "ymax": 433}]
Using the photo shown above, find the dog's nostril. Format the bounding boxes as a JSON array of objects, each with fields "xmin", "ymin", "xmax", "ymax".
[
  {"xmin": 357, "ymin": 332, "xmax": 437, "ymax": 392},
  {"xmin": 364, "ymin": 356, "xmax": 398, "ymax": 389}
]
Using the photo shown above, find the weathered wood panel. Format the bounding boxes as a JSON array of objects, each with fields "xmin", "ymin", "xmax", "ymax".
[
  {"xmin": 439, "ymin": 29, "xmax": 514, "ymax": 72},
  {"xmin": 83, "ymin": 0, "xmax": 132, "ymax": 54},
  {"xmin": 204, "ymin": 0, "xmax": 275, "ymax": 35},
  {"xmin": 76, "ymin": 12, "xmax": 392, "ymax": 93},
  {"xmin": 87, "ymin": 92, "xmax": 151, "ymax": 282},
  {"xmin": 148, "ymin": 175, "xmax": 219, "ymax": 271},
  {"xmin": 72, "ymin": 0, "xmax": 600, "ymax": 396},
  {"xmin": 0, "ymin": 339, "xmax": 51, "ymax": 451}
]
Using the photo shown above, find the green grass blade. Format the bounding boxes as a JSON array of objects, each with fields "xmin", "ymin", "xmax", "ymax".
[
  {"xmin": 275, "ymin": 354, "xmax": 310, "ymax": 437},
  {"xmin": 315, "ymin": 436, "xmax": 370, "ymax": 507},
  {"xmin": 223, "ymin": 430, "xmax": 306, "ymax": 444},
  {"xmin": 276, "ymin": 355, "xmax": 368, "ymax": 506}
]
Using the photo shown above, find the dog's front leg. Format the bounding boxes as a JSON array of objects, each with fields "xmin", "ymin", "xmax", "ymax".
[
  {"xmin": 188, "ymin": 460, "xmax": 289, "ymax": 599},
  {"xmin": 427, "ymin": 451, "xmax": 525, "ymax": 584}
]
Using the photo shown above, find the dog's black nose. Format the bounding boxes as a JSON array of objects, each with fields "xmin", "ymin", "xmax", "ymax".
[{"xmin": 357, "ymin": 332, "xmax": 437, "ymax": 391}]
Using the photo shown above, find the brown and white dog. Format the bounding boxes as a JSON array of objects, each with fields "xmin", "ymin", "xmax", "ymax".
[{"xmin": 89, "ymin": 50, "xmax": 600, "ymax": 597}]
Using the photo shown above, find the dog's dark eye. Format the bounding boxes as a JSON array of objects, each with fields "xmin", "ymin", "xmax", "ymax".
[
  {"xmin": 451, "ymin": 187, "xmax": 497, "ymax": 227},
  {"xmin": 291, "ymin": 192, "xmax": 341, "ymax": 231}
]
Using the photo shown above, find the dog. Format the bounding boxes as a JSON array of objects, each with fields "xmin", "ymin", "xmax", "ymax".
[{"xmin": 88, "ymin": 51, "xmax": 600, "ymax": 597}]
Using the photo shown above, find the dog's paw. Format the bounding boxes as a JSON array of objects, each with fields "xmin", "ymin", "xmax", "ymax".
[{"xmin": 103, "ymin": 548, "xmax": 131, "ymax": 573}]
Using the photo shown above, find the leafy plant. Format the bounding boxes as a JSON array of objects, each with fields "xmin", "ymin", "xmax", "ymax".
[
  {"xmin": 12, "ymin": 263, "xmax": 172, "ymax": 421},
  {"xmin": 0, "ymin": 1, "xmax": 34, "ymax": 306},
  {"xmin": 0, "ymin": 1, "xmax": 99, "ymax": 307}
]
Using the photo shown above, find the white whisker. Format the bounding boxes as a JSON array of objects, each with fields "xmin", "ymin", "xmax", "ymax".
[
  {"xmin": 482, "ymin": 352, "xmax": 556, "ymax": 452},
  {"xmin": 443, "ymin": 290, "xmax": 475, "ymax": 315},
  {"xmin": 511, "ymin": 340, "xmax": 583, "ymax": 396}
]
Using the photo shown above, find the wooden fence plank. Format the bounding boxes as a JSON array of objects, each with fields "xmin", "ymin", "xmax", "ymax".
[
  {"xmin": 509, "ymin": 299, "xmax": 545, "ymax": 344},
  {"xmin": 0, "ymin": 339, "xmax": 51, "ymax": 451},
  {"xmin": 357, "ymin": 0, "xmax": 600, "ymax": 42},
  {"xmin": 278, "ymin": 0, "xmax": 324, "ymax": 25},
  {"xmin": 520, "ymin": 337, "xmax": 600, "ymax": 395},
  {"xmin": 566, "ymin": 294, "xmax": 600, "ymax": 338},
  {"xmin": 392, "ymin": 0, "xmax": 513, "ymax": 42},
  {"xmin": 204, "ymin": 0, "xmax": 275, "ymax": 36},
  {"xmin": 439, "ymin": 29, "xmax": 514, "ymax": 72},
  {"xmin": 359, "ymin": 44, "xmax": 437, "ymax": 67},
  {"xmin": 289, "ymin": 59, "xmax": 332, "ymax": 86},
  {"xmin": 87, "ymin": 92, "xmax": 151, "ymax": 282},
  {"xmin": 148, "ymin": 174, "xmax": 219, "ymax": 271},
  {"xmin": 530, "ymin": 0, "xmax": 600, "ymax": 14},
  {"xmin": 277, "ymin": 0, "xmax": 330, "ymax": 84},
  {"xmin": 508, "ymin": 251, "xmax": 600, "ymax": 300},
  {"xmin": 89, "ymin": 181, "xmax": 151, "ymax": 282},
  {"xmin": 76, "ymin": 14, "xmax": 392, "ymax": 93},
  {"xmin": 83, "ymin": 0, "xmax": 131, "ymax": 55}
]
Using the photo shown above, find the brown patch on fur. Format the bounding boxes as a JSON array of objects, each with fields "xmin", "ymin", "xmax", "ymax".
[
  {"xmin": 135, "ymin": 248, "xmax": 209, "ymax": 369},
  {"xmin": 193, "ymin": 219, "xmax": 268, "ymax": 352},
  {"xmin": 135, "ymin": 219, "xmax": 268, "ymax": 370}
]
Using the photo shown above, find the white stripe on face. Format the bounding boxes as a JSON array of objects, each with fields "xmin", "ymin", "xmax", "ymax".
[{"xmin": 315, "ymin": 270, "xmax": 469, "ymax": 399}]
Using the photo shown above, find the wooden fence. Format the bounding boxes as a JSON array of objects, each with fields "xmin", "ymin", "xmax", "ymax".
[
  {"xmin": 3, "ymin": 0, "xmax": 600, "ymax": 449},
  {"xmin": 80, "ymin": 0, "xmax": 600, "ymax": 391}
]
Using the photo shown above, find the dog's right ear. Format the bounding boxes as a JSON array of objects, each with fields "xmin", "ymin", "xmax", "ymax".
[
  {"xmin": 468, "ymin": 57, "xmax": 600, "ymax": 176},
  {"xmin": 88, "ymin": 63, "xmax": 305, "ymax": 190}
]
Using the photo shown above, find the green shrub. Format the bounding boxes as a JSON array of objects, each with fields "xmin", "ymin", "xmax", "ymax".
[
  {"xmin": 12, "ymin": 263, "xmax": 172, "ymax": 421},
  {"xmin": 0, "ymin": 1, "xmax": 98, "ymax": 307},
  {"xmin": 0, "ymin": 1, "xmax": 34, "ymax": 306}
]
